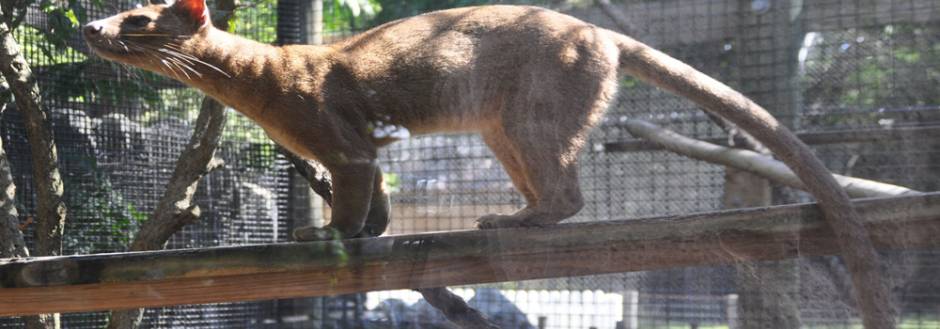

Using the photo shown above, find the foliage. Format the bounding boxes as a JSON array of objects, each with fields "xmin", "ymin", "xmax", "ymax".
[
  {"xmin": 368, "ymin": 0, "xmax": 488, "ymax": 25},
  {"xmin": 232, "ymin": 0, "xmax": 278, "ymax": 43},
  {"xmin": 17, "ymin": 26, "xmax": 86, "ymax": 64},
  {"xmin": 382, "ymin": 172, "xmax": 400, "ymax": 192},
  {"xmin": 36, "ymin": 0, "xmax": 83, "ymax": 43},
  {"xmin": 62, "ymin": 155, "xmax": 146, "ymax": 253},
  {"xmin": 801, "ymin": 24, "xmax": 940, "ymax": 111},
  {"xmin": 323, "ymin": 0, "xmax": 380, "ymax": 31}
]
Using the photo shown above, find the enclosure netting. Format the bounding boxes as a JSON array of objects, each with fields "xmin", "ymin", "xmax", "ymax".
[
  {"xmin": 2, "ymin": 0, "xmax": 939, "ymax": 328},
  {"xmin": 1, "ymin": 0, "xmax": 292, "ymax": 327}
]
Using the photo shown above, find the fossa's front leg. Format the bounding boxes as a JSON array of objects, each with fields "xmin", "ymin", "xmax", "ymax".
[
  {"xmin": 355, "ymin": 168, "xmax": 390, "ymax": 238},
  {"xmin": 290, "ymin": 114, "xmax": 387, "ymax": 241},
  {"xmin": 293, "ymin": 162, "xmax": 378, "ymax": 241}
]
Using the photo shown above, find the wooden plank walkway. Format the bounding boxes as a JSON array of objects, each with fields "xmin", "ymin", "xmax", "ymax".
[{"xmin": 1, "ymin": 192, "xmax": 938, "ymax": 316}]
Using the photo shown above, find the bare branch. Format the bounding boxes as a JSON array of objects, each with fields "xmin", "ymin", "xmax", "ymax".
[
  {"xmin": 278, "ymin": 146, "xmax": 333, "ymax": 206},
  {"xmin": 104, "ymin": 89, "xmax": 228, "ymax": 329},
  {"xmin": 0, "ymin": 111, "xmax": 27, "ymax": 259},
  {"xmin": 128, "ymin": 97, "xmax": 227, "ymax": 251},
  {"xmin": 416, "ymin": 288, "xmax": 501, "ymax": 329},
  {"xmin": 622, "ymin": 119, "xmax": 920, "ymax": 198}
]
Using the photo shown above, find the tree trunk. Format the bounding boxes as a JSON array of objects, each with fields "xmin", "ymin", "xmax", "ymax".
[
  {"xmin": 0, "ymin": 4, "xmax": 66, "ymax": 260},
  {"xmin": 0, "ymin": 82, "xmax": 25, "ymax": 258},
  {"xmin": 0, "ymin": 6, "xmax": 65, "ymax": 328},
  {"xmin": 0, "ymin": 94, "xmax": 59, "ymax": 329}
]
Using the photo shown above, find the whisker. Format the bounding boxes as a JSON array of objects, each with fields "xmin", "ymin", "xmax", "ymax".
[
  {"xmin": 111, "ymin": 39, "xmax": 233, "ymax": 79},
  {"xmin": 157, "ymin": 48, "xmax": 231, "ymax": 78},
  {"xmin": 120, "ymin": 33, "xmax": 175, "ymax": 37},
  {"xmin": 170, "ymin": 60, "xmax": 191, "ymax": 79},
  {"xmin": 167, "ymin": 57, "xmax": 202, "ymax": 78},
  {"xmin": 160, "ymin": 57, "xmax": 185, "ymax": 81},
  {"xmin": 160, "ymin": 43, "xmax": 184, "ymax": 51},
  {"xmin": 117, "ymin": 40, "xmax": 130, "ymax": 53}
]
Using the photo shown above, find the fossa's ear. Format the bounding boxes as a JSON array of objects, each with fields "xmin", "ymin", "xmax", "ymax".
[{"xmin": 169, "ymin": 0, "xmax": 208, "ymax": 27}]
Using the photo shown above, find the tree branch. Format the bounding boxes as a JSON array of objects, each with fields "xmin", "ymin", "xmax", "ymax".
[
  {"xmin": 622, "ymin": 119, "xmax": 920, "ymax": 198},
  {"xmin": 278, "ymin": 146, "xmax": 333, "ymax": 206},
  {"xmin": 128, "ymin": 97, "xmax": 227, "ymax": 251},
  {"xmin": 0, "ymin": 116, "xmax": 53, "ymax": 329},
  {"xmin": 0, "ymin": 4, "xmax": 67, "ymax": 259},
  {"xmin": 0, "ymin": 99, "xmax": 27, "ymax": 259},
  {"xmin": 105, "ymin": 81, "xmax": 228, "ymax": 329},
  {"xmin": 416, "ymin": 288, "xmax": 501, "ymax": 329}
]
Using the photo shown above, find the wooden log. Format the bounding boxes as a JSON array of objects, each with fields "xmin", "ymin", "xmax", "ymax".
[
  {"xmin": 618, "ymin": 119, "xmax": 921, "ymax": 198},
  {"xmin": 604, "ymin": 125, "xmax": 940, "ymax": 153},
  {"xmin": 1, "ymin": 192, "xmax": 939, "ymax": 316}
]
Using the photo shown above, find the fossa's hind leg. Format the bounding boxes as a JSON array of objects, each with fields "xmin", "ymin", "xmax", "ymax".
[
  {"xmin": 482, "ymin": 131, "xmax": 538, "ymax": 206},
  {"xmin": 476, "ymin": 112, "xmax": 595, "ymax": 229},
  {"xmin": 476, "ymin": 125, "xmax": 587, "ymax": 228},
  {"xmin": 476, "ymin": 62, "xmax": 616, "ymax": 228}
]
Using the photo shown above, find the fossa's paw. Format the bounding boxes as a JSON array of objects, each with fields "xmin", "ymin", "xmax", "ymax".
[{"xmin": 292, "ymin": 226, "xmax": 343, "ymax": 242}]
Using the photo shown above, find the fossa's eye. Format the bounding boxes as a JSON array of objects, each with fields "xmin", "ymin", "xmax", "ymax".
[{"xmin": 126, "ymin": 15, "xmax": 152, "ymax": 27}]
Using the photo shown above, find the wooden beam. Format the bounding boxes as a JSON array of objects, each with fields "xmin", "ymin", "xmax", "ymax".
[
  {"xmin": 604, "ymin": 125, "xmax": 940, "ymax": 153},
  {"xmin": 2, "ymin": 193, "xmax": 940, "ymax": 316}
]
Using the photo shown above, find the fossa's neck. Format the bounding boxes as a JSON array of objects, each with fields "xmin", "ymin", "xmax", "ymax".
[{"xmin": 172, "ymin": 28, "xmax": 334, "ymax": 121}]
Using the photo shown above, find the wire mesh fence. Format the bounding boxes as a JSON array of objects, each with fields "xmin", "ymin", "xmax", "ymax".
[
  {"xmin": 1, "ymin": 0, "xmax": 292, "ymax": 327},
  {"xmin": 1, "ymin": 0, "xmax": 938, "ymax": 328}
]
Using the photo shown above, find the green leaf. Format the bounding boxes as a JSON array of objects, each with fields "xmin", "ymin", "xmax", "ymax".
[
  {"xmin": 382, "ymin": 172, "xmax": 400, "ymax": 192},
  {"xmin": 64, "ymin": 9, "xmax": 80, "ymax": 27}
]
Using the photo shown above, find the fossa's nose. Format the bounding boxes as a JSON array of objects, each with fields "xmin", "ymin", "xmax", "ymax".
[{"xmin": 83, "ymin": 22, "xmax": 103, "ymax": 37}]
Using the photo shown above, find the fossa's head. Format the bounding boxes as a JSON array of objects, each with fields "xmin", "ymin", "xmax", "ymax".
[{"xmin": 82, "ymin": 0, "xmax": 209, "ymax": 72}]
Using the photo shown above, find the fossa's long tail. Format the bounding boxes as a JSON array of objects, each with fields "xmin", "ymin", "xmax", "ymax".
[{"xmin": 606, "ymin": 30, "xmax": 895, "ymax": 329}]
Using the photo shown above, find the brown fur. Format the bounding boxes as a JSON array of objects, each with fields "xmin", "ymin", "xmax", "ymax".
[{"xmin": 83, "ymin": 3, "xmax": 857, "ymax": 242}]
